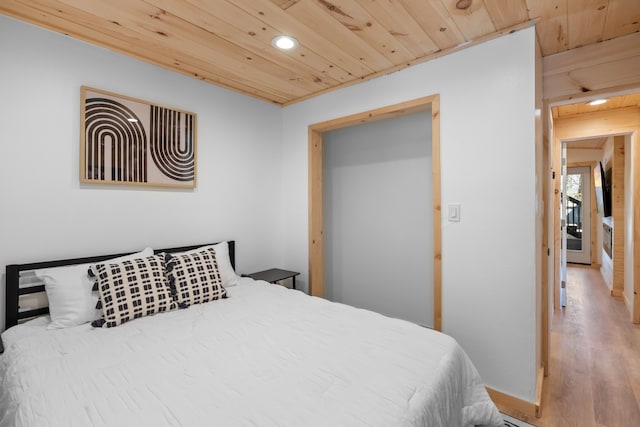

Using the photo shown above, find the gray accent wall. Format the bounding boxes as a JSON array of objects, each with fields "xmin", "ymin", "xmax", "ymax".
[{"xmin": 323, "ymin": 111, "xmax": 433, "ymax": 327}]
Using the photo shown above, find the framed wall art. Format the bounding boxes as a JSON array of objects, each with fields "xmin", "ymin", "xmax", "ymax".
[{"xmin": 80, "ymin": 86, "xmax": 197, "ymax": 189}]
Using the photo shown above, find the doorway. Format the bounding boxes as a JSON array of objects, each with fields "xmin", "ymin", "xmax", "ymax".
[
  {"xmin": 307, "ymin": 95, "xmax": 442, "ymax": 330},
  {"xmin": 322, "ymin": 111, "xmax": 433, "ymax": 327},
  {"xmin": 565, "ymin": 165, "xmax": 591, "ymax": 265},
  {"xmin": 549, "ymin": 93, "xmax": 640, "ymax": 328}
]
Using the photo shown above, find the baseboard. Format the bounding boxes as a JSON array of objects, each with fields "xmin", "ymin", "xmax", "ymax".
[
  {"xmin": 611, "ymin": 289, "xmax": 624, "ymax": 297},
  {"xmin": 486, "ymin": 387, "xmax": 538, "ymax": 419}
]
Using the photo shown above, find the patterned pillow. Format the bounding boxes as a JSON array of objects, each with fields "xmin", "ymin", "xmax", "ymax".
[
  {"xmin": 165, "ymin": 247, "xmax": 227, "ymax": 308},
  {"xmin": 91, "ymin": 254, "xmax": 176, "ymax": 328}
]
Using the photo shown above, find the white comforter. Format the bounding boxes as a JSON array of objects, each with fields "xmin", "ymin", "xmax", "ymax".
[{"xmin": 0, "ymin": 278, "xmax": 503, "ymax": 427}]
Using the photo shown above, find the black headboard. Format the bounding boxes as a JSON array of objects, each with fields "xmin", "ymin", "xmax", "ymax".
[{"xmin": 4, "ymin": 241, "xmax": 235, "ymax": 332}]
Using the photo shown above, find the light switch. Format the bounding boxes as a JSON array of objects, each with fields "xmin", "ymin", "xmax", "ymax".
[{"xmin": 448, "ymin": 203, "xmax": 460, "ymax": 222}]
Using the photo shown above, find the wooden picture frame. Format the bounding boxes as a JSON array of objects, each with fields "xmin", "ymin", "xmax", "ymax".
[{"xmin": 80, "ymin": 86, "xmax": 197, "ymax": 189}]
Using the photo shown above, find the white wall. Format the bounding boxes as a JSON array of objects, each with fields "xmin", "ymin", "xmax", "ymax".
[
  {"xmin": 323, "ymin": 111, "xmax": 433, "ymax": 327},
  {"xmin": 281, "ymin": 27, "xmax": 538, "ymax": 401},
  {"xmin": 567, "ymin": 147, "xmax": 604, "ymax": 164},
  {"xmin": 0, "ymin": 16, "xmax": 284, "ymax": 331}
]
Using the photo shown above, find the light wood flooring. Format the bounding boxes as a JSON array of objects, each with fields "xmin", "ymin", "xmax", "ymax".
[{"xmin": 519, "ymin": 265, "xmax": 640, "ymax": 426}]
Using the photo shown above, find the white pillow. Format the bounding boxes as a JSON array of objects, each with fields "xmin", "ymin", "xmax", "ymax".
[
  {"xmin": 36, "ymin": 262, "xmax": 95, "ymax": 330},
  {"xmin": 36, "ymin": 247, "xmax": 153, "ymax": 329},
  {"xmin": 173, "ymin": 242, "xmax": 239, "ymax": 287}
]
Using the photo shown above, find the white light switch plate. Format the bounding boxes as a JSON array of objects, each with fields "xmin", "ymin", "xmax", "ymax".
[{"xmin": 448, "ymin": 203, "xmax": 460, "ymax": 222}]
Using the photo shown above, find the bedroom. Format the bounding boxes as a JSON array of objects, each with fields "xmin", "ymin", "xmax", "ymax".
[{"xmin": 0, "ymin": 1, "xmax": 639, "ymax": 425}]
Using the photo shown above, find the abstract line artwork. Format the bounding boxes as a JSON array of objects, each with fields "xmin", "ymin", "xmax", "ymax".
[{"xmin": 81, "ymin": 86, "xmax": 196, "ymax": 188}]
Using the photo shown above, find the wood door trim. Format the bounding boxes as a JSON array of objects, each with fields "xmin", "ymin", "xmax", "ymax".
[
  {"xmin": 552, "ymin": 106, "xmax": 640, "ymax": 324},
  {"xmin": 566, "ymin": 161, "xmax": 598, "ymax": 267},
  {"xmin": 308, "ymin": 95, "xmax": 442, "ymax": 330}
]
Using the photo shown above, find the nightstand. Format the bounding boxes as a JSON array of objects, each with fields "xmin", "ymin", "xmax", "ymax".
[{"xmin": 246, "ymin": 268, "xmax": 300, "ymax": 289}]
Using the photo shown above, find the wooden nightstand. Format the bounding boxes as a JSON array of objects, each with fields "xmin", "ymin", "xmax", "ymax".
[{"xmin": 246, "ymin": 268, "xmax": 300, "ymax": 289}]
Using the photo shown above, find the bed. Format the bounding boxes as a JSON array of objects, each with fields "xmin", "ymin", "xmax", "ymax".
[{"xmin": 1, "ymin": 241, "xmax": 503, "ymax": 427}]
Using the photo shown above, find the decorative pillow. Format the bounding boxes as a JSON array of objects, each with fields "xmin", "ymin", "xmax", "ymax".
[
  {"xmin": 91, "ymin": 254, "xmax": 176, "ymax": 328},
  {"xmin": 175, "ymin": 242, "xmax": 239, "ymax": 287},
  {"xmin": 36, "ymin": 247, "xmax": 153, "ymax": 329},
  {"xmin": 88, "ymin": 247, "xmax": 153, "ymax": 277},
  {"xmin": 165, "ymin": 247, "xmax": 227, "ymax": 308}
]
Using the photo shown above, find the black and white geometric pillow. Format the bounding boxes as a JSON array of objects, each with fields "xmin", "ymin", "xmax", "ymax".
[
  {"xmin": 91, "ymin": 254, "xmax": 176, "ymax": 328},
  {"xmin": 165, "ymin": 247, "xmax": 227, "ymax": 308}
]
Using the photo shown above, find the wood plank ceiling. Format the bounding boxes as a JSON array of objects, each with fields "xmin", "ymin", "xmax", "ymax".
[
  {"xmin": 552, "ymin": 92, "xmax": 640, "ymax": 149},
  {"xmin": 1, "ymin": 0, "xmax": 639, "ymax": 105},
  {"xmin": 553, "ymin": 92, "xmax": 640, "ymax": 119}
]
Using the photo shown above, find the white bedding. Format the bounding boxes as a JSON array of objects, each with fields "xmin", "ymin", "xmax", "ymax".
[{"xmin": 0, "ymin": 278, "xmax": 503, "ymax": 427}]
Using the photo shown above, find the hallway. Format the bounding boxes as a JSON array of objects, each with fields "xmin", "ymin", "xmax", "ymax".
[{"xmin": 536, "ymin": 265, "xmax": 640, "ymax": 426}]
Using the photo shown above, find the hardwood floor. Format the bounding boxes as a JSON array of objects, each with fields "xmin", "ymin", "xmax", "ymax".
[{"xmin": 531, "ymin": 265, "xmax": 640, "ymax": 426}]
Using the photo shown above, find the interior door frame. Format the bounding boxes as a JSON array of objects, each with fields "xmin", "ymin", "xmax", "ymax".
[
  {"xmin": 564, "ymin": 164, "xmax": 592, "ymax": 265},
  {"xmin": 551, "ymin": 105, "xmax": 640, "ymax": 324},
  {"xmin": 560, "ymin": 143, "xmax": 568, "ymax": 306},
  {"xmin": 566, "ymin": 161, "xmax": 599, "ymax": 267},
  {"xmin": 308, "ymin": 95, "xmax": 442, "ymax": 330}
]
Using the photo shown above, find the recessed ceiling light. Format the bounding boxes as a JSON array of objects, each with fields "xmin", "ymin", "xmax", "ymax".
[
  {"xmin": 588, "ymin": 99, "xmax": 608, "ymax": 106},
  {"xmin": 127, "ymin": 118, "xmax": 138, "ymax": 122},
  {"xmin": 272, "ymin": 35, "xmax": 298, "ymax": 50}
]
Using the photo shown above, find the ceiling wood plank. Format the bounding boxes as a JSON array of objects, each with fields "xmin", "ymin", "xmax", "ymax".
[
  {"xmin": 146, "ymin": 0, "xmax": 348, "ymax": 88},
  {"xmin": 602, "ymin": 0, "xmax": 640, "ymax": 40},
  {"xmin": 399, "ymin": 0, "xmax": 466, "ymax": 50},
  {"xmin": 544, "ymin": 31, "xmax": 640, "ymax": 76},
  {"xmin": 557, "ymin": 103, "xmax": 580, "ymax": 117},
  {"xmin": 617, "ymin": 93, "xmax": 640, "ymax": 109},
  {"xmin": 287, "ymin": 20, "xmax": 534, "ymax": 105},
  {"xmin": 566, "ymin": 137, "xmax": 607, "ymax": 149},
  {"xmin": 484, "ymin": 0, "xmax": 530, "ymax": 30},
  {"xmin": 271, "ymin": 0, "xmax": 299, "ymax": 8},
  {"xmin": 181, "ymin": 0, "xmax": 354, "ymax": 84},
  {"xmin": 555, "ymin": 100, "xmax": 640, "ymax": 122},
  {"xmin": 567, "ymin": 0, "xmax": 609, "ymax": 49},
  {"xmin": 440, "ymin": 0, "xmax": 496, "ymax": 41},
  {"xmin": 302, "ymin": 0, "xmax": 417, "ymax": 64},
  {"xmin": 568, "ymin": 55, "xmax": 640, "ymax": 91},
  {"xmin": 353, "ymin": 0, "xmax": 439, "ymax": 58},
  {"xmin": 116, "ymin": 0, "xmax": 327, "ymax": 96},
  {"xmin": 526, "ymin": 0, "xmax": 569, "ymax": 56},
  {"xmin": 231, "ymin": 0, "xmax": 374, "ymax": 78},
  {"xmin": 554, "ymin": 107, "xmax": 640, "ymax": 144},
  {"xmin": 545, "ymin": 55, "xmax": 640, "ymax": 98},
  {"xmin": 284, "ymin": 0, "xmax": 394, "ymax": 71}
]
